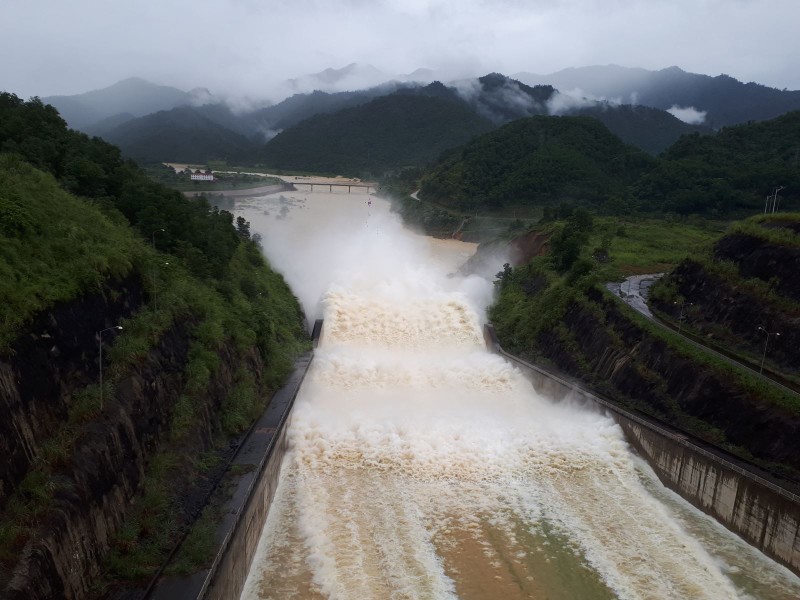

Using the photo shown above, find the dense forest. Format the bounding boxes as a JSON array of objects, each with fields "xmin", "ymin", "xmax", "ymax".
[
  {"xmin": 636, "ymin": 111, "xmax": 800, "ymax": 215},
  {"xmin": 418, "ymin": 115, "xmax": 656, "ymax": 211},
  {"xmin": 415, "ymin": 110, "xmax": 800, "ymax": 218},
  {"xmin": 260, "ymin": 91, "xmax": 494, "ymax": 177}
]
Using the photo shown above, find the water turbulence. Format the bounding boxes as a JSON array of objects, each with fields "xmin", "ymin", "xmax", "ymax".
[{"xmin": 238, "ymin": 193, "xmax": 800, "ymax": 600}]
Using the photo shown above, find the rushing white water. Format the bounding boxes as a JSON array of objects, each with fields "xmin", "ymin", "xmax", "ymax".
[{"xmin": 234, "ymin": 190, "xmax": 800, "ymax": 600}]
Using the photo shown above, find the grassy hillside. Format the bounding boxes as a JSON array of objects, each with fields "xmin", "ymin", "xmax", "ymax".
[
  {"xmin": 0, "ymin": 93, "xmax": 308, "ymax": 590},
  {"xmin": 489, "ymin": 213, "xmax": 800, "ymax": 481},
  {"xmin": 649, "ymin": 214, "xmax": 800, "ymax": 381},
  {"xmin": 0, "ymin": 155, "xmax": 140, "ymax": 347},
  {"xmin": 260, "ymin": 92, "xmax": 494, "ymax": 177}
]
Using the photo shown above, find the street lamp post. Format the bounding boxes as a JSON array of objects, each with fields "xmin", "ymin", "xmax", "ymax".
[
  {"xmin": 674, "ymin": 300, "xmax": 693, "ymax": 334},
  {"xmin": 772, "ymin": 186, "xmax": 785, "ymax": 214},
  {"xmin": 757, "ymin": 326, "xmax": 780, "ymax": 375},
  {"xmin": 152, "ymin": 262, "xmax": 169, "ymax": 312},
  {"xmin": 98, "ymin": 325, "xmax": 123, "ymax": 409}
]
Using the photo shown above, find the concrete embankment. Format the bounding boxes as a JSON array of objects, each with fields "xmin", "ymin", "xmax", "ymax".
[
  {"xmin": 148, "ymin": 321, "xmax": 321, "ymax": 600},
  {"xmin": 182, "ymin": 182, "xmax": 294, "ymax": 198},
  {"xmin": 484, "ymin": 324, "xmax": 800, "ymax": 576}
]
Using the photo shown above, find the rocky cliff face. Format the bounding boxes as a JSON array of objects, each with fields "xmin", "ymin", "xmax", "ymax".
[
  {"xmin": 715, "ymin": 232, "xmax": 800, "ymax": 303},
  {"xmin": 650, "ymin": 223, "xmax": 800, "ymax": 377},
  {"xmin": 536, "ymin": 287, "xmax": 800, "ymax": 483},
  {"xmin": 0, "ymin": 274, "xmax": 144, "ymax": 510},
  {"xmin": 650, "ymin": 259, "xmax": 799, "ymax": 373},
  {"xmin": 0, "ymin": 280, "xmax": 266, "ymax": 599}
]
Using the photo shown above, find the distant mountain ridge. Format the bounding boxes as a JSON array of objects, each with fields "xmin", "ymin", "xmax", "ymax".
[
  {"xmin": 514, "ymin": 65, "xmax": 800, "ymax": 128},
  {"xmin": 260, "ymin": 88, "xmax": 495, "ymax": 176},
  {"xmin": 43, "ymin": 77, "xmax": 192, "ymax": 129},
  {"xmin": 40, "ymin": 66, "xmax": 800, "ymax": 172},
  {"xmin": 99, "ymin": 106, "xmax": 258, "ymax": 164}
]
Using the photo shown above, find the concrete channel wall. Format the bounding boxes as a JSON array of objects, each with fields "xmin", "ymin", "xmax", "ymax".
[
  {"xmin": 483, "ymin": 324, "xmax": 800, "ymax": 576},
  {"xmin": 148, "ymin": 322, "xmax": 322, "ymax": 600}
]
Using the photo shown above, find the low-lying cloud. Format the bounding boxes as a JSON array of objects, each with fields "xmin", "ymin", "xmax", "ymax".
[
  {"xmin": 546, "ymin": 89, "xmax": 621, "ymax": 115},
  {"xmin": 666, "ymin": 105, "xmax": 707, "ymax": 124},
  {"xmin": 452, "ymin": 77, "xmax": 546, "ymax": 123}
]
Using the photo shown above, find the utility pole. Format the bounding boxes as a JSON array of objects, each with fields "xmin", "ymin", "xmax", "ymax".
[
  {"xmin": 674, "ymin": 300, "xmax": 693, "ymax": 334},
  {"xmin": 152, "ymin": 262, "xmax": 169, "ymax": 313},
  {"xmin": 757, "ymin": 327, "xmax": 780, "ymax": 375},
  {"xmin": 772, "ymin": 186, "xmax": 785, "ymax": 214}
]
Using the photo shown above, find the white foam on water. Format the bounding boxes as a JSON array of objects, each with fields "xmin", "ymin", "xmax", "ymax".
[{"xmin": 238, "ymin": 191, "xmax": 800, "ymax": 600}]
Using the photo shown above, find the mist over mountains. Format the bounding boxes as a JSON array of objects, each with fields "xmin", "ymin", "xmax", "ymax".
[
  {"xmin": 35, "ymin": 64, "xmax": 800, "ymax": 174},
  {"xmin": 515, "ymin": 65, "xmax": 800, "ymax": 128}
]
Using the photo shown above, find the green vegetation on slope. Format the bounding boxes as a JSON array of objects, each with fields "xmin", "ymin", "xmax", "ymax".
[
  {"xmin": 261, "ymin": 92, "xmax": 494, "ymax": 178},
  {"xmin": 573, "ymin": 103, "xmax": 708, "ymax": 155},
  {"xmin": 489, "ymin": 216, "xmax": 800, "ymax": 479},
  {"xmin": 649, "ymin": 213, "xmax": 800, "ymax": 381},
  {"xmin": 635, "ymin": 111, "xmax": 800, "ymax": 215},
  {"xmin": 0, "ymin": 93, "xmax": 308, "ymax": 589},
  {"xmin": 100, "ymin": 106, "xmax": 259, "ymax": 164},
  {"xmin": 0, "ymin": 155, "xmax": 139, "ymax": 347},
  {"xmin": 419, "ymin": 115, "xmax": 656, "ymax": 212},
  {"xmin": 415, "ymin": 109, "xmax": 800, "ymax": 218}
]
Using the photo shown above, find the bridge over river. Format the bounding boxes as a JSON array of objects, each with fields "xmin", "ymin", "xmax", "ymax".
[{"xmin": 284, "ymin": 175, "xmax": 378, "ymax": 193}]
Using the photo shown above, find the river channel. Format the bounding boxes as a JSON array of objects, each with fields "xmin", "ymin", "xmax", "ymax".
[{"xmin": 230, "ymin": 189, "xmax": 800, "ymax": 600}]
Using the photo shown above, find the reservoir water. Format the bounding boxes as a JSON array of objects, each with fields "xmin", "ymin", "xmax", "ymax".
[{"xmin": 232, "ymin": 189, "xmax": 800, "ymax": 599}]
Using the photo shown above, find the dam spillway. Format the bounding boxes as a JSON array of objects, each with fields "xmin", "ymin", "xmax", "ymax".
[{"xmin": 231, "ymin": 191, "xmax": 800, "ymax": 600}]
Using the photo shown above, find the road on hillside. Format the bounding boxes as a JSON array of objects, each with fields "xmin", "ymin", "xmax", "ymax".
[{"xmin": 606, "ymin": 274, "xmax": 799, "ymax": 398}]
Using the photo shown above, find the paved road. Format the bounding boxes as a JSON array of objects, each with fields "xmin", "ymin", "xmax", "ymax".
[
  {"xmin": 605, "ymin": 273, "xmax": 661, "ymax": 318},
  {"xmin": 606, "ymin": 274, "xmax": 799, "ymax": 398}
]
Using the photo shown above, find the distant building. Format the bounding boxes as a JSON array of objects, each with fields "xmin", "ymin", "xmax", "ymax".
[{"xmin": 190, "ymin": 169, "xmax": 214, "ymax": 181}]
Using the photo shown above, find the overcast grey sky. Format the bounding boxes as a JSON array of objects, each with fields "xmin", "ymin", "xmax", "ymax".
[{"xmin": 2, "ymin": 0, "xmax": 798, "ymax": 100}]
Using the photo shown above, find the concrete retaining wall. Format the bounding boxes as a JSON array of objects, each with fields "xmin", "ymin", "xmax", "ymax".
[
  {"xmin": 199, "ymin": 349, "xmax": 315, "ymax": 600},
  {"xmin": 148, "ymin": 323, "xmax": 321, "ymax": 600},
  {"xmin": 484, "ymin": 324, "xmax": 800, "ymax": 576}
]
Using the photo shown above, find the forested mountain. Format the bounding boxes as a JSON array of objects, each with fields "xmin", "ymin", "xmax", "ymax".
[
  {"xmin": 42, "ymin": 77, "xmax": 192, "ymax": 129},
  {"xmin": 515, "ymin": 65, "xmax": 800, "ymax": 128},
  {"xmin": 449, "ymin": 73, "xmax": 554, "ymax": 123},
  {"xmin": 257, "ymin": 74, "xmax": 699, "ymax": 176},
  {"xmin": 260, "ymin": 92, "xmax": 494, "ymax": 176},
  {"xmin": 419, "ymin": 115, "xmax": 656, "ymax": 210},
  {"xmin": 571, "ymin": 103, "xmax": 707, "ymax": 155},
  {"xmin": 40, "ymin": 68, "xmax": 800, "ymax": 177},
  {"xmin": 635, "ymin": 110, "xmax": 800, "ymax": 214},
  {"xmin": 416, "ymin": 109, "xmax": 799, "ymax": 217},
  {"xmin": 248, "ymin": 88, "xmax": 380, "ymax": 133},
  {"xmin": 99, "ymin": 106, "xmax": 259, "ymax": 164}
]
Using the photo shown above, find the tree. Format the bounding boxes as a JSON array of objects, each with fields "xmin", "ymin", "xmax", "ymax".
[{"xmin": 236, "ymin": 216, "xmax": 251, "ymax": 239}]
